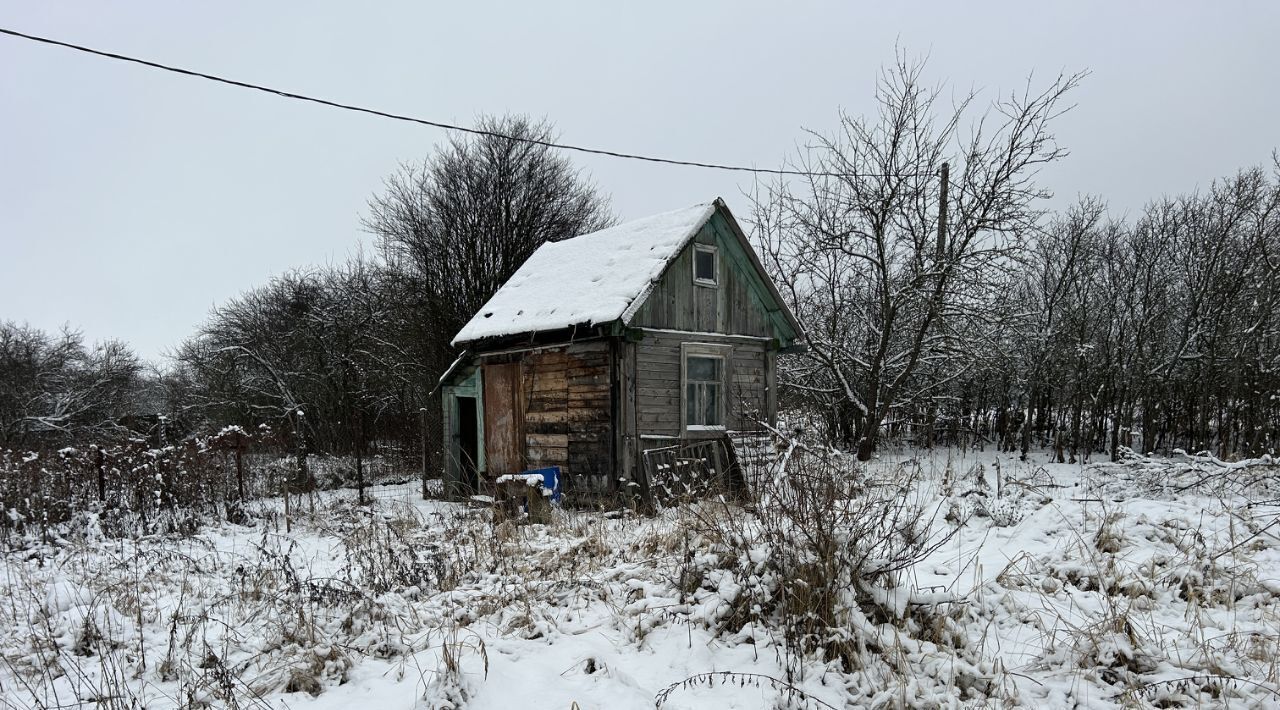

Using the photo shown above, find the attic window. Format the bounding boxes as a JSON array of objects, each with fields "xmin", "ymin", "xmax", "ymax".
[{"xmin": 693, "ymin": 244, "xmax": 718, "ymax": 287}]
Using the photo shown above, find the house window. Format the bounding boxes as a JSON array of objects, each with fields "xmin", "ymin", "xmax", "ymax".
[
  {"xmin": 693, "ymin": 244, "xmax": 718, "ymax": 286},
  {"xmin": 683, "ymin": 343, "xmax": 731, "ymax": 431}
]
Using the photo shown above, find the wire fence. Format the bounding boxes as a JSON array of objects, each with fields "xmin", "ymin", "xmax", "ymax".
[
  {"xmin": 366, "ymin": 482, "xmax": 417, "ymax": 503},
  {"xmin": 0, "ymin": 427, "xmax": 422, "ymax": 542}
]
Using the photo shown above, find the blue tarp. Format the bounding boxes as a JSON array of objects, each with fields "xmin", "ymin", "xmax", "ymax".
[{"xmin": 523, "ymin": 466, "xmax": 562, "ymax": 503}]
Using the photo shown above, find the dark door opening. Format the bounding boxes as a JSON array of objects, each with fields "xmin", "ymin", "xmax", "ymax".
[{"xmin": 456, "ymin": 396, "xmax": 479, "ymax": 493}]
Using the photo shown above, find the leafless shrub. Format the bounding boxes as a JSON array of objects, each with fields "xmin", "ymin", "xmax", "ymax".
[{"xmin": 673, "ymin": 440, "xmax": 977, "ymax": 698}]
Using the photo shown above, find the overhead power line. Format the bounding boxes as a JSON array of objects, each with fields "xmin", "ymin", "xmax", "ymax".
[{"xmin": 0, "ymin": 25, "xmax": 936, "ymax": 180}]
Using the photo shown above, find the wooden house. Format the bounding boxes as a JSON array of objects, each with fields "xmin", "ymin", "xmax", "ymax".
[{"xmin": 438, "ymin": 198, "xmax": 803, "ymax": 501}]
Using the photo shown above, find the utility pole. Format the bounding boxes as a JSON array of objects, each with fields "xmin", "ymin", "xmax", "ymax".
[
  {"xmin": 935, "ymin": 161, "xmax": 949, "ymax": 262},
  {"xmin": 923, "ymin": 161, "xmax": 950, "ymax": 452}
]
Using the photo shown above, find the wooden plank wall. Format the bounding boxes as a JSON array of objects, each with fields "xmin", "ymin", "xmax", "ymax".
[
  {"xmin": 482, "ymin": 362, "xmax": 523, "ymax": 476},
  {"xmin": 628, "ymin": 219, "xmax": 777, "ymax": 338},
  {"xmin": 634, "ymin": 330, "xmax": 770, "ymax": 438},
  {"xmin": 517, "ymin": 341, "xmax": 613, "ymax": 496},
  {"xmin": 614, "ymin": 339, "xmax": 637, "ymax": 489}
]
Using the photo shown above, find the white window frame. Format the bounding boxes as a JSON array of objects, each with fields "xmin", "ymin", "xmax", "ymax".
[
  {"xmin": 692, "ymin": 243, "xmax": 719, "ymax": 287},
  {"xmin": 680, "ymin": 342, "xmax": 732, "ymax": 434}
]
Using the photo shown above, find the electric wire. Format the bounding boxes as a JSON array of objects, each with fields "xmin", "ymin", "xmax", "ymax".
[{"xmin": 0, "ymin": 25, "xmax": 940, "ymax": 181}]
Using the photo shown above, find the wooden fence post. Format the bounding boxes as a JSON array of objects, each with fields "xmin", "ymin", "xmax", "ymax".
[
  {"xmin": 95, "ymin": 446, "xmax": 106, "ymax": 503},
  {"xmin": 420, "ymin": 407, "xmax": 429, "ymax": 499},
  {"xmin": 356, "ymin": 413, "xmax": 366, "ymax": 505},
  {"xmin": 283, "ymin": 469, "xmax": 291, "ymax": 533},
  {"xmin": 235, "ymin": 437, "xmax": 245, "ymax": 502}
]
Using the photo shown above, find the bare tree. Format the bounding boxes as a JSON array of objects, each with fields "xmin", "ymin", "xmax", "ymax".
[
  {"xmin": 971, "ymin": 161, "xmax": 1280, "ymax": 461},
  {"xmin": 364, "ymin": 114, "xmax": 614, "ymax": 374},
  {"xmin": 362, "ymin": 114, "xmax": 614, "ymax": 481},
  {"xmin": 0, "ymin": 322, "xmax": 143, "ymax": 448},
  {"xmin": 753, "ymin": 54, "xmax": 1083, "ymax": 459},
  {"xmin": 1010, "ymin": 199, "xmax": 1113, "ymax": 460},
  {"xmin": 168, "ymin": 118, "xmax": 612, "ymax": 486}
]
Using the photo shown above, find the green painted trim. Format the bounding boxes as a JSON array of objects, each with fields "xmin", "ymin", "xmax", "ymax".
[
  {"xmin": 442, "ymin": 368, "xmax": 485, "ymax": 476},
  {"xmin": 705, "ymin": 211, "xmax": 800, "ymax": 346},
  {"xmin": 456, "ymin": 367, "xmax": 481, "ymax": 392},
  {"xmin": 615, "ymin": 200, "xmax": 802, "ymax": 348},
  {"xmin": 438, "ymin": 356, "xmax": 480, "ymax": 391}
]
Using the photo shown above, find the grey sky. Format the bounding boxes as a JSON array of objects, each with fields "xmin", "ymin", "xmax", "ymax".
[{"xmin": 2, "ymin": 1, "xmax": 1276, "ymax": 363}]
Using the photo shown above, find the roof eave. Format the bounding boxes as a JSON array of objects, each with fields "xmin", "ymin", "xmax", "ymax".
[
  {"xmin": 451, "ymin": 321, "xmax": 623, "ymax": 354},
  {"xmin": 618, "ymin": 202, "xmax": 718, "ymax": 325},
  {"xmin": 432, "ymin": 350, "xmax": 473, "ymax": 394}
]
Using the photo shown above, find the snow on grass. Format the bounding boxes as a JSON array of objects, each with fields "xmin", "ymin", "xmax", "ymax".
[{"xmin": 2, "ymin": 452, "xmax": 1279, "ymax": 708}]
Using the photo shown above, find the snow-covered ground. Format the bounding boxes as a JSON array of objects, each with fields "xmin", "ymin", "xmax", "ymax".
[{"xmin": 3, "ymin": 447, "xmax": 1279, "ymax": 709}]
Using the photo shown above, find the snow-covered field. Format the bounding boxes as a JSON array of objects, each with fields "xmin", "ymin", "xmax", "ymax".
[{"xmin": 3, "ymin": 448, "xmax": 1279, "ymax": 709}]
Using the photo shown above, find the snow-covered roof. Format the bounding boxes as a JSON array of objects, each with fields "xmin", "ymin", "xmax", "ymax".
[{"xmin": 451, "ymin": 202, "xmax": 717, "ymax": 346}]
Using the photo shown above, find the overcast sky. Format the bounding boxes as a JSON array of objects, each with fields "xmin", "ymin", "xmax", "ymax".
[{"xmin": 2, "ymin": 2, "xmax": 1277, "ymax": 363}]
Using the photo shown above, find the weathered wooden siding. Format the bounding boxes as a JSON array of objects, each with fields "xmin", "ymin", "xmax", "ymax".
[
  {"xmin": 628, "ymin": 214, "xmax": 779, "ymax": 338},
  {"xmin": 613, "ymin": 339, "xmax": 638, "ymax": 487},
  {"xmin": 510, "ymin": 340, "xmax": 613, "ymax": 495},
  {"xmin": 633, "ymin": 330, "xmax": 771, "ymax": 438}
]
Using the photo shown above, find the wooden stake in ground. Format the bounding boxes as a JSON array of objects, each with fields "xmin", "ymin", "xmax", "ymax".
[
  {"xmin": 420, "ymin": 407, "xmax": 429, "ymax": 499},
  {"xmin": 234, "ymin": 432, "xmax": 245, "ymax": 502}
]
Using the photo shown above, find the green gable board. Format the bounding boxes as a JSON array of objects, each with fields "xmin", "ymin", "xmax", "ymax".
[{"xmin": 626, "ymin": 206, "xmax": 799, "ymax": 347}]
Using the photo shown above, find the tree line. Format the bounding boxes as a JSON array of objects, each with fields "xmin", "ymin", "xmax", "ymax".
[
  {"xmin": 3, "ymin": 61, "xmax": 1276, "ymax": 471},
  {"xmin": 2, "ymin": 116, "xmax": 614, "ymax": 484},
  {"xmin": 0, "ymin": 323, "xmax": 145, "ymax": 448},
  {"xmin": 171, "ymin": 115, "xmax": 613, "ymax": 476},
  {"xmin": 755, "ymin": 58, "xmax": 1279, "ymax": 462}
]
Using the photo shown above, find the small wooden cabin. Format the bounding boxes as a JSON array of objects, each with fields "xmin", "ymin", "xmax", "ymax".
[{"xmin": 439, "ymin": 198, "xmax": 803, "ymax": 501}]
